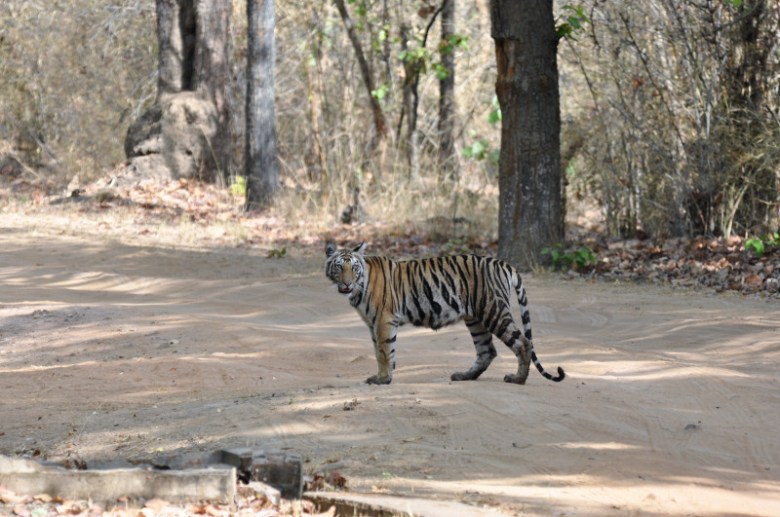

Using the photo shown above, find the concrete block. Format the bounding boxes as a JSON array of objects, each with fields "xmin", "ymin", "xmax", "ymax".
[
  {"xmin": 0, "ymin": 455, "xmax": 236, "ymax": 504},
  {"xmin": 248, "ymin": 451, "xmax": 303, "ymax": 500},
  {"xmin": 219, "ymin": 449, "xmax": 303, "ymax": 500},
  {"xmin": 0, "ymin": 448, "xmax": 302, "ymax": 504},
  {"xmin": 238, "ymin": 481, "xmax": 281, "ymax": 506},
  {"xmin": 218, "ymin": 447, "xmax": 254, "ymax": 472}
]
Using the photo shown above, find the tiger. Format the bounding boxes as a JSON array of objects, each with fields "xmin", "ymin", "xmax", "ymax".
[{"xmin": 324, "ymin": 241, "xmax": 565, "ymax": 385}]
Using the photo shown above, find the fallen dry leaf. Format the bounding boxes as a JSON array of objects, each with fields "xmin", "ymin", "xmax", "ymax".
[
  {"xmin": 312, "ymin": 505, "xmax": 336, "ymax": 517},
  {"xmin": 143, "ymin": 498, "xmax": 170, "ymax": 513},
  {"xmin": 328, "ymin": 471, "xmax": 348, "ymax": 489}
]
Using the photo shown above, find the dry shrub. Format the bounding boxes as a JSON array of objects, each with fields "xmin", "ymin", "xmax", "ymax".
[
  {"xmin": 560, "ymin": 0, "xmax": 780, "ymax": 239},
  {"xmin": 269, "ymin": 0, "xmax": 501, "ymax": 235},
  {"xmin": 0, "ymin": 1, "xmax": 157, "ymax": 180}
]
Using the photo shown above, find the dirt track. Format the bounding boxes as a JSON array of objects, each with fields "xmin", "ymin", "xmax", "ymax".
[{"xmin": 1, "ymin": 216, "xmax": 779, "ymax": 516}]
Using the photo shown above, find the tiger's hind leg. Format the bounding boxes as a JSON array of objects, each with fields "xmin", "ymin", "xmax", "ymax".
[
  {"xmin": 486, "ymin": 303, "xmax": 531, "ymax": 384},
  {"xmin": 497, "ymin": 323, "xmax": 532, "ymax": 384},
  {"xmin": 451, "ymin": 318, "xmax": 497, "ymax": 381}
]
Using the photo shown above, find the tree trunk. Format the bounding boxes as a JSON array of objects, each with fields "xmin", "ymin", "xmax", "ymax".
[
  {"xmin": 333, "ymin": 0, "xmax": 387, "ymax": 141},
  {"xmin": 192, "ymin": 0, "xmax": 231, "ymax": 179},
  {"xmin": 125, "ymin": 0, "xmax": 231, "ymax": 183},
  {"xmin": 245, "ymin": 0, "xmax": 279, "ymax": 210},
  {"xmin": 333, "ymin": 0, "xmax": 385, "ymax": 221},
  {"xmin": 156, "ymin": 0, "xmax": 195, "ymax": 95},
  {"xmin": 491, "ymin": 0, "xmax": 563, "ymax": 270},
  {"xmin": 438, "ymin": 0, "xmax": 459, "ymax": 182},
  {"xmin": 399, "ymin": 22, "xmax": 421, "ymax": 179}
]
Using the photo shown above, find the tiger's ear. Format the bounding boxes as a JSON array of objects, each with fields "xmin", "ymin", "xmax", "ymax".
[
  {"xmin": 354, "ymin": 242, "xmax": 367, "ymax": 255},
  {"xmin": 325, "ymin": 241, "xmax": 337, "ymax": 257}
]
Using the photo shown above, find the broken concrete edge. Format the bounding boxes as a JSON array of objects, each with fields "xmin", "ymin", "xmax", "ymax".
[
  {"xmin": 219, "ymin": 448, "xmax": 303, "ymax": 500},
  {"xmin": 305, "ymin": 492, "xmax": 513, "ymax": 517},
  {"xmin": 306, "ymin": 492, "xmax": 405, "ymax": 517},
  {"xmin": 0, "ymin": 449, "xmax": 302, "ymax": 505},
  {"xmin": 1, "ymin": 455, "xmax": 506, "ymax": 516},
  {"xmin": 242, "ymin": 480, "xmax": 282, "ymax": 507}
]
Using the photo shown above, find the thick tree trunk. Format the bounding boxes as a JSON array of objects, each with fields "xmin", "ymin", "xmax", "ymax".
[
  {"xmin": 156, "ymin": 0, "xmax": 196, "ymax": 95},
  {"xmin": 245, "ymin": 0, "xmax": 279, "ymax": 210},
  {"xmin": 491, "ymin": 0, "xmax": 563, "ymax": 270},
  {"xmin": 192, "ymin": 0, "xmax": 231, "ymax": 178}
]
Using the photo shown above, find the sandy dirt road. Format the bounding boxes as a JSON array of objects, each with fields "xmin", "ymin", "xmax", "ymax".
[{"xmin": 1, "ymin": 218, "xmax": 779, "ymax": 516}]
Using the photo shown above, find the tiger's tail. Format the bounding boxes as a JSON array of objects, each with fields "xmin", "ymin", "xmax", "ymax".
[{"xmin": 514, "ymin": 274, "xmax": 566, "ymax": 383}]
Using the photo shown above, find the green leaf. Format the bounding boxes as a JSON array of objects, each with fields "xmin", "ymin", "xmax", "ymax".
[
  {"xmin": 543, "ymin": 244, "xmax": 596, "ymax": 271},
  {"xmin": 439, "ymin": 33, "xmax": 469, "ymax": 55},
  {"xmin": 488, "ymin": 96, "xmax": 502, "ymax": 125},
  {"xmin": 463, "ymin": 139, "xmax": 488, "ymax": 160},
  {"xmin": 744, "ymin": 237, "xmax": 765, "ymax": 257},
  {"xmin": 433, "ymin": 63, "xmax": 449, "ymax": 80},
  {"xmin": 230, "ymin": 175, "xmax": 247, "ymax": 197},
  {"xmin": 449, "ymin": 33, "xmax": 469, "ymax": 49},
  {"xmin": 556, "ymin": 4, "xmax": 590, "ymax": 40},
  {"xmin": 267, "ymin": 247, "xmax": 288, "ymax": 259},
  {"xmin": 487, "ymin": 107, "xmax": 502, "ymax": 125},
  {"xmin": 371, "ymin": 84, "xmax": 389, "ymax": 101}
]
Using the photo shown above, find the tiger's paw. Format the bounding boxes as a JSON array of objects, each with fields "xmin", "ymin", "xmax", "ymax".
[
  {"xmin": 451, "ymin": 370, "xmax": 481, "ymax": 381},
  {"xmin": 503, "ymin": 373, "xmax": 527, "ymax": 385},
  {"xmin": 366, "ymin": 374, "xmax": 392, "ymax": 385}
]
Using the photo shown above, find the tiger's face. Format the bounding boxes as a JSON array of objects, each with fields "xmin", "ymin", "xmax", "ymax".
[{"xmin": 325, "ymin": 242, "xmax": 367, "ymax": 296}]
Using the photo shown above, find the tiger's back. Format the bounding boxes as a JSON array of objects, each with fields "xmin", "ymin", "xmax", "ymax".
[{"xmin": 355, "ymin": 255, "xmax": 523, "ymax": 332}]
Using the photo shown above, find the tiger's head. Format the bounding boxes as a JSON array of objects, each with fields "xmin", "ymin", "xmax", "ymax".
[{"xmin": 325, "ymin": 241, "xmax": 367, "ymax": 296}]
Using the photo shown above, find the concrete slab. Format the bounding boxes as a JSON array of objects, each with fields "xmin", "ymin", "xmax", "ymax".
[
  {"xmin": 0, "ymin": 455, "xmax": 236, "ymax": 504},
  {"xmin": 0, "ymin": 456, "xmax": 42, "ymax": 474}
]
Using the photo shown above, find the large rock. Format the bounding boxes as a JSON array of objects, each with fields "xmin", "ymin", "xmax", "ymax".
[{"xmin": 124, "ymin": 92, "xmax": 219, "ymax": 181}]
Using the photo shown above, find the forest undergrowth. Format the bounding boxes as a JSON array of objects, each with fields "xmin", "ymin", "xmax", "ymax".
[{"xmin": 2, "ymin": 166, "xmax": 778, "ymax": 300}]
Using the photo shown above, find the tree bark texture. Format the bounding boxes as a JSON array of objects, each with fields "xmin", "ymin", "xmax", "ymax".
[
  {"xmin": 333, "ymin": 0, "xmax": 387, "ymax": 140},
  {"xmin": 192, "ymin": 0, "xmax": 231, "ymax": 178},
  {"xmin": 438, "ymin": 0, "xmax": 459, "ymax": 181},
  {"xmin": 245, "ymin": 0, "xmax": 279, "ymax": 210},
  {"xmin": 399, "ymin": 23, "xmax": 421, "ymax": 178},
  {"xmin": 491, "ymin": 0, "xmax": 563, "ymax": 270},
  {"xmin": 156, "ymin": 0, "xmax": 196, "ymax": 95}
]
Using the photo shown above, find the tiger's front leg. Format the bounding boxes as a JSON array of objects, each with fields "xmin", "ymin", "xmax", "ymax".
[{"xmin": 366, "ymin": 319, "xmax": 397, "ymax": 385}]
